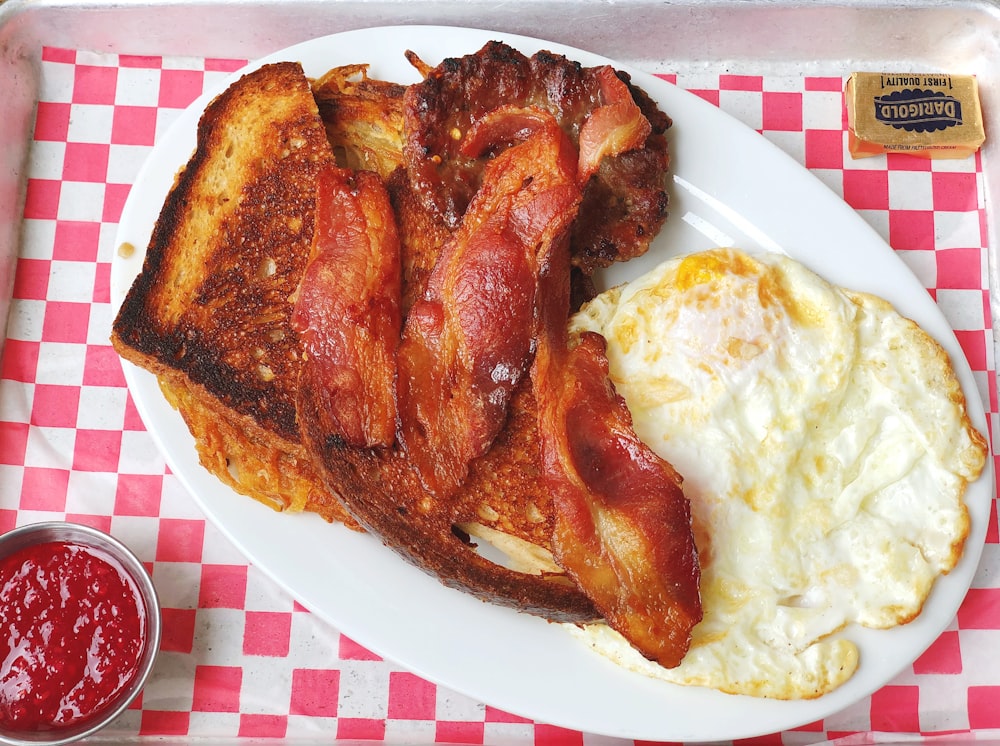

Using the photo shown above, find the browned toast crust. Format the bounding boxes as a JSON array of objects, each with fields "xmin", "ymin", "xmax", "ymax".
[
  {"xmin": 298, "ymin": 375, "xmax": 599, "ymax": 622},
  {"xmin": 112, "ymin": 61, "xmax": 352, "ymax": 523}
]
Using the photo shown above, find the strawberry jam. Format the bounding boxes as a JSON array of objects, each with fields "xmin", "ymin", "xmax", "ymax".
[{"xmin": 0, "ymin": 540, "xmax": 146, "ymax": 731}]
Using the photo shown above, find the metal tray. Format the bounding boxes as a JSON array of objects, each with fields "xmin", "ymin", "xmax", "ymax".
[{"xmin": 1, "ymin": 1, "xmax": 998, "ymax": 742}]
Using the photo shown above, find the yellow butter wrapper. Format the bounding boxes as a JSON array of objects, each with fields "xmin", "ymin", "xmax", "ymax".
[{"xmin": 845, "ymin": 72, "xmax": 985, "ymax": 159}]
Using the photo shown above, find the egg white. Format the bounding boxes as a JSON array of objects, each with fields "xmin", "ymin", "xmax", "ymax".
[{"xmin": 569, "ymin": 248, "xmax": 987, "ymax": 700}]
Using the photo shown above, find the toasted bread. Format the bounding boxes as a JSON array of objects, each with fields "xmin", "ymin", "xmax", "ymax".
[
  {"xmin": 298, "ymin": 375, "xmax": 598, "ymax": 621},
  {"xmin": 111, "ymin": 61, "xmax": 351, "ymax": 524},
  {"xmin": 113, "ymin": 52, "xmax": 652, "ymax": 624}
]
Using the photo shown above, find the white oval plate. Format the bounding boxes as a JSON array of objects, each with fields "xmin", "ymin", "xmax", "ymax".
[{"xmin": 110, "ymin": 25, "xmax": 994, "ymax": 742}]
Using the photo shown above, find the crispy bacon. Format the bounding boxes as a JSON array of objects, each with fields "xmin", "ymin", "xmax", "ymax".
[
  {"xmin": 403, "ymin": 41, "xmax": 671, "ymax": 274},
  {"xmin": 396, "ymin": 110, "xmax": 582, "ymax": 499},
  {"xmin": 292, "ymin": 129, "xmax": 597, "ymax": 623},
  {"xmin": 291, "ymin": 165, "xmax": 402, "ymax": 448},
  {"xmin": 531, "ymin": 238, "xmax": 702, "ymax": 668},
  {"xmin": 294, "ymin": 50, "xmax": 699, "ymax": 656},
  {"xmin": 577, "ymin": 66, "xmax": 652, "ymax": 184}
]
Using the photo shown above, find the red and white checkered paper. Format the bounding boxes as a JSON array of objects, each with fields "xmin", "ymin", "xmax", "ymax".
[{"xmin": 1, "ymin": 46, "xmax": 998, "ymax": 745}]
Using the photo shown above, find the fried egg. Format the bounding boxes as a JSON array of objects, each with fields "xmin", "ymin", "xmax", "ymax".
[{"xmin": 569, "ymin": 247, "xmax": 988, "ymax": 699}]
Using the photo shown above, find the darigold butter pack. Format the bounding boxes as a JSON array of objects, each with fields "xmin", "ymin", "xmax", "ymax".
[{"xmin": 845, "ymin": 72, "xmax": 985, "ymax": 159}]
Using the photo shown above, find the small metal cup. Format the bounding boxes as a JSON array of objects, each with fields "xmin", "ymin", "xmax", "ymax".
[{"xmin": 0, "ymin": 521, "xmax": 162, "ymax": 745}]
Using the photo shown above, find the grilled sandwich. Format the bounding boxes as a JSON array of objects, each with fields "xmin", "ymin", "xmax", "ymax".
[
  {"xmin": 111, "ymin": 57, "xmax": 599, "ymax": 620},
  {"xmin": 113, "ymin": 48, "xmax": 682, "ymax": 628},
  {"xmin": 112, "ymin": 61, "xmax": 351, "ymax": 524}
]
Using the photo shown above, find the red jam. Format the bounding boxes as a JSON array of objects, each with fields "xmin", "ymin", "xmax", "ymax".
[{"xmin": 0, "ymin": 540, "xmax": 146, "ymax": 732}]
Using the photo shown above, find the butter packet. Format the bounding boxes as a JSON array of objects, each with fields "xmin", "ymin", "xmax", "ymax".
[{"xmin": 845, "ymin": 72, "xmax": 985, "ymax": 159}]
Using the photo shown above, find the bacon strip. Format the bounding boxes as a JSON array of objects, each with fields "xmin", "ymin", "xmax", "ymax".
[
  {"xmin": 531, "ymin": 237, "xmax": 702, "ymax": 669},
  {"xmin": 291, "ymin": 166, "xmax": 402, "ymax": 448},
  {"xmin": 576, "ymin": 66, "xmax": 653, "ymax": 184},
  {"xmin": 396, "ymin": 110, "xmax": 582, "ymax": 499}
]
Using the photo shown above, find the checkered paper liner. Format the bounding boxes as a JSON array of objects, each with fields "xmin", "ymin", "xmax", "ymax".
[{"xmin": 1, "ymin": 45, "xmax": 998, "ymax": 744}]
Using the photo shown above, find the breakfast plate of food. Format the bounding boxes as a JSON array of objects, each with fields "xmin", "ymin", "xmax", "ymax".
[{"xmin": 109, "ymin": 25, "xmax": 994, "ymax": 741}]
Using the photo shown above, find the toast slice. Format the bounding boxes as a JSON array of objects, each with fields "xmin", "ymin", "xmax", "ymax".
[
  {"xmin": 298, "ymin": 373, "xmax": 599, "ymax": 620},
  {"xmin": 111, "ymin": 61, "xmax": 351, "ymax": 524}
]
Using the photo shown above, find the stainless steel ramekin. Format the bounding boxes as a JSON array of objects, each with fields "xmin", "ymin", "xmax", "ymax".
[{"xmin": 0, "ymin": 521, "xmax": 162, "ymax": 746}]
